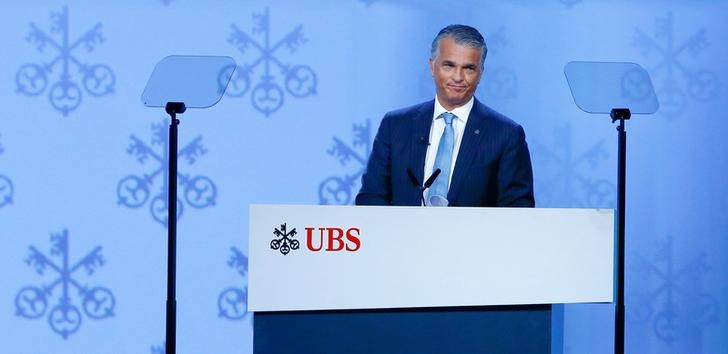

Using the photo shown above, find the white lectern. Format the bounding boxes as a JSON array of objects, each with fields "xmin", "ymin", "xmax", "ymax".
[{"xmin": 249, "ymin": 205, "xmax": 614, "ymax": 354}]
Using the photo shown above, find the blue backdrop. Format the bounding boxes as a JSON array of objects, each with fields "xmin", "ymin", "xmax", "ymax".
[{"xmin": 1, "ymin": 1, "xmax": 726, "ymax": 353}]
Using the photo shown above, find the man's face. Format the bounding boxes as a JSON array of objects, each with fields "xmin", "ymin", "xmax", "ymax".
[{"xmin": 429, "ymin": 36, "xmax": 483, "ymax": 111}]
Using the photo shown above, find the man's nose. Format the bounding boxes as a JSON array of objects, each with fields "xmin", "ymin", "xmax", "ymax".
[{"xmin": 452, "ymin": 68, "xmax": 464, "ymax": 81}]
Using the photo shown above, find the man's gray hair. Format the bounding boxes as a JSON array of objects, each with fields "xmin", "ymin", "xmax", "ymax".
[{"xmin": 430, "ymin": 24, "xmax": 487, "ymax": 67}]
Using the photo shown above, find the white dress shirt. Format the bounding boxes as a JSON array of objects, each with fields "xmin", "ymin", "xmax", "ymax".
[{"xmin": 423, "ymin": 96, "xmax": 475, "ymax": 189}]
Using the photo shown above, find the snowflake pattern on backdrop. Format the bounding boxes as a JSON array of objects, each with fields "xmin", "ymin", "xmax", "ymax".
[
  {"xmin": 14, "ymin": 229, "xmax": 115, "ymax": 339},
  {"xmin": 0, "ymin": 135, "xmax": 14, "ymax": 207},
  {"xmin": 15, "ymin": 6, "xmax": 115, "ymax": 116},
  {"xmin": 532, "ymin": 123, "xmax": 615, "ymax": 208},
  {"xmin": 632, "ymin": 12, "xmax": 720, "ymax": 117},
  {"xmin": 117, "ymin": 121, "xmax": 217, "ymax": 227},
  {"xmin": 226, "ymin": 8, "xmax": 317, "ymax": 117},
  {"xmin": 318, "ymin": 120, "xmax": 372, "ymax": 205},
  {"xmin": 218, "ymin": 247, "xmax": 251, "ymax": 322},
  {"xmin": 628, "ymin": 235, "xmax": 719, "ymax": 347}
]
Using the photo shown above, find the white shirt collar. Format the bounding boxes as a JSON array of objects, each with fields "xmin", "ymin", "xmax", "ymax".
[{"xmin": 433, "ymin": 95, "xmax": 474, "ymax": 123}]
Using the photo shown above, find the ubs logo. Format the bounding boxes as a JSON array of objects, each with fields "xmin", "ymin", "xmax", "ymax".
[
  {"xmin": 270, "ymin": 223, "xmax": 299, "ymax": 255},
  {"xmin": 305, "ymin": 227, "xmax": 361, "ymax": 252},
  {"xmin": 270, "ymin": 223, "xmax": 361, "ymax": 255}
]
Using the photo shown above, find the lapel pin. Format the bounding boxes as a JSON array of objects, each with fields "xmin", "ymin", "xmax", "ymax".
[{"xmin": 474, "ymin": 129, "xmax": 480, "ymax": 135}]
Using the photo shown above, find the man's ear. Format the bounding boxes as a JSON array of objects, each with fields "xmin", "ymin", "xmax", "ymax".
[{"xmin": 429, "ymin": 58, "xmax": 435, "ymax": 77}]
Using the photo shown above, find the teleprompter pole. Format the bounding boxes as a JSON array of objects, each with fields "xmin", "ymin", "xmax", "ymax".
[
  {"xmin": 165, "ymin": 102, "xmax": 186, "ymax": 354},
  {"xmin": 611, "ymin": 108, "xmax": 629, "ymax": 354}
]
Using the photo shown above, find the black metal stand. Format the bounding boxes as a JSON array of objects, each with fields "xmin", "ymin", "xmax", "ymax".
[
  {"xmin": 611, "ymin": 108, "xmax": 629, "ymax": 354},
  {"xmin": 165, "ymin": 101, "xmax": 186, "ymax": 354}
]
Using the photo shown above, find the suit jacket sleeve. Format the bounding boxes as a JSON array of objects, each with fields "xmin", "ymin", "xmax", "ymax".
[
  {"xmin": 355, "ymin": 114, "xmax": 393, "ymax": 205},
  {"xmin": 496, "ymin": 124, "xmax": 535, "ymax": 207}
]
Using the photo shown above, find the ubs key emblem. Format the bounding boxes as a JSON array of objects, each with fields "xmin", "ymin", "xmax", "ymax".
[{"xmin": 270, "ymin": 223, "xmax": 299, "ymax": 255}]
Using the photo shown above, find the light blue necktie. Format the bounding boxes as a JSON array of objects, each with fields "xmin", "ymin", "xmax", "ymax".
[{"xmin": 427, "ymin": 112, "xmax": 455, "ymax": 206}]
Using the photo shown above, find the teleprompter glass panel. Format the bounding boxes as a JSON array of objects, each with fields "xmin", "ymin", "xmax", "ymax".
[
  {"xmin": 142, "ymin": 55, "xmax": 236, "ymax": 108},
  {"xmin": 564, "ymin": 61, "xmax": 659, "ymax": 114}
]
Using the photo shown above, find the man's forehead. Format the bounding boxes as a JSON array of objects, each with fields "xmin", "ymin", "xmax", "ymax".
[{"xmin": 438, "ymin": 40, "xmax": 482, "ymax": 63}]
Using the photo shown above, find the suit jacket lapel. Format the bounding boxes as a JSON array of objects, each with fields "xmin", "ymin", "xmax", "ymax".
[
  {"xmin": 448, "ymin": 99, "xmax": 488, "ymax": 202},
  {"xmin": 410, "ymin": 100, "xmax": 434, "ymax": 186}
]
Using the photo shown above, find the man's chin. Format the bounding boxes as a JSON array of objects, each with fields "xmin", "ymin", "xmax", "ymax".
[{"xmin": 442, "ymin": 95, "xmax": 470, "ymax": 108}]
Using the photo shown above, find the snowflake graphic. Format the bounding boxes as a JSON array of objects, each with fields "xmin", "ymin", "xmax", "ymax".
[
  {"xmin": 270, "ymin": 223, "xmax": 299, "ymax": 255},
  {"xmin": 319, "ymin": 120, "xmax": 372, "ymax": 205},
  {"xmin": 628, "ymin": 235, "xmax": 719, "ymax": 346},
  {"xmin": 117, "ymin": 121, "xmax": 217, "ymax": 227},
  {"xmin": 0, "ymin": 135, "xmax": 14, "ymax": 208},
  {"xmin": 14, "ymin": 229, "xmax": 115, "ymax": 339},
  {"xmin": 633, "ymin": 12, "xmax": 720, "ymax": 117},
  {"xmin": 478, "ymin": 27, "xmax": 518, "ymax": 101},
  {"xmin": 218, "ymin": 247, "xmax": 251, "ymax": 322},
  {"xmin": 532, "ymin": 123, "xmax": 615, "ymax": 208},
  {"xmin": 151, "ymin": 342, "xmax": 165, "ymax": 354},
  {"xmin": 15, "ymin": 6, "xmax": 115, "ymax": 116},
  {"xmin": 225, "ymin": 8, "xmax": 317, "ymax": 117}
]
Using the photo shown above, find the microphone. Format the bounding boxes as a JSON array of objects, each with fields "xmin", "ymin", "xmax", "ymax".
[
  {"xmin": 423, "ymin": 169, "xmax": 441, "ymax": 189},
  {"xmin": 406, "ymin": 168, "xmax": 441, "ymax": 206},
  {"xmin": 406, "ymin": 168, "xmax": 421, "ymax": 189}
]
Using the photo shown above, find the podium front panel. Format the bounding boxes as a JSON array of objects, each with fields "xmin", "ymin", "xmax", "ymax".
[{"xmin": 249, "ymin": 205, "xmax": 614, "ymax": 312}]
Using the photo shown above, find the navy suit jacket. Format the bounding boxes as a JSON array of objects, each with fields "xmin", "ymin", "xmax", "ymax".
[{"xmin": 355, "ymin": 99, "xmax": 534, "ymax": 207}]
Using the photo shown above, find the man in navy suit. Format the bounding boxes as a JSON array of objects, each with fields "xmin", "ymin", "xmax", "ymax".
[{"xmin": 356, "ymin": 24, "xmax": 534, "ymax": 207}]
